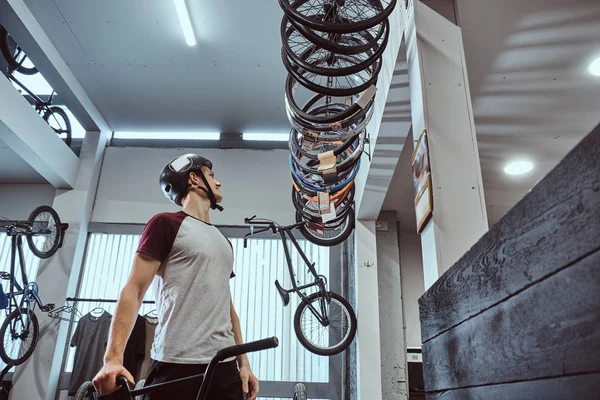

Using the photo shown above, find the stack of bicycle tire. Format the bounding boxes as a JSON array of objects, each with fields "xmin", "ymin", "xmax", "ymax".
[{"xmin": 279, "ymin": 0, "xmax": 396, "ymax": 246}]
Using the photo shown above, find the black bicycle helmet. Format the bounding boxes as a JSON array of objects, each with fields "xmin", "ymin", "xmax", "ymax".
[{"xmin": 159, "ymin": 154, "xmax": 223, "ymax": 211}]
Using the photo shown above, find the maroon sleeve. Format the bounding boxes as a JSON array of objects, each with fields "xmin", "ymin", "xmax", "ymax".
[{"xmin": 137, "ymin": 213, "xmax": 184, "ymax": 262}]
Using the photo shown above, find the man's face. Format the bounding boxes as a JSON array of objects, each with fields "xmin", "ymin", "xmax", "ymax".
[{"xmin": 190, "ymin": 166, "xmax": 223, "ymax": 202}]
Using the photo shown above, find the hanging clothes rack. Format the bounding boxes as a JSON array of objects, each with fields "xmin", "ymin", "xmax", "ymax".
[{"xmin": 65, "ymin": 297, "xmax": 155, "ymax": 304}]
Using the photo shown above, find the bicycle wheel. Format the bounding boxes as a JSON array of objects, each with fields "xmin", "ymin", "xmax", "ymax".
[
  {"xmin": 74, "ymin": 381, "xmax": 95, "ymax": 400},
  {"xmin": 296, "ymin": 206, "xmax": 355, "ymax": 247},
  {"xmin": 0, "ymin": 26, "xmax": 38, "ymax": 75},
  {"xmin": 43, "ymin": 106, "xmax": 72, "ymax": 147},
  {"xmin": 0, "ymin": 307, "xmax": 39, "ymax": 365},
  {"xmin": 27, "ymin": 205, "xmax": 62, "ymax": 259},
  {"xmin": 294, "ymin": 291, "xmax": 357, "ymax": 356},
  {"xmin": 294, "ymin": 383, "xmax": 307, "ymax": 400},
  {"xmin": 279, "ymin": 0, "xmax": 397, "ymax": 34}
]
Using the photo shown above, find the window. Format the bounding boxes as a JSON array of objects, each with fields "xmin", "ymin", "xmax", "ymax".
[{"xmin": 65, "ymin": 232, "xmax": 331, "ymax": 384}]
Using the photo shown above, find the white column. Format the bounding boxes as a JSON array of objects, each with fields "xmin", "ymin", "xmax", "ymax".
[
  {"xmin": 353, "ymin": 219, "xmax": 382, "ymax": 399},
  {"xmin": 376, "ymin": 213, "xmax": 408, "ymax": 400},
  {"xmin": 405, "ymin": 1, "xmax": 488, "ymax": 289},
  {"xmin": 9, "ymin": 131, "xmax": 108, "ymax": 400}
]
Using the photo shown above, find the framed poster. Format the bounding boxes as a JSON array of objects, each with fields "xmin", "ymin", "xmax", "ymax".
[{"xmin": 412, "ymin": 130, "xmax": 433, "ymax": 233}]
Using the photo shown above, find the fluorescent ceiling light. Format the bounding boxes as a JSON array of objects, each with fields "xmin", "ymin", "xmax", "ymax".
[
  {"xmin": 173, "ymin": 0, "xmax": 196, "ymax": 46},
  {"xmin": 588, "ymin": 55, "xmax": 600, "ymax": 76},
  {"xmin": 504, "ymin": 160, "xmax": 533, "ymax": 176},
  {"xmin": 243, "ymin": 133, "xmax": 289, "ymax": 141},
  {"xmin": 113, "ymin": 132, "xmax": 220, "ymax": 140}
]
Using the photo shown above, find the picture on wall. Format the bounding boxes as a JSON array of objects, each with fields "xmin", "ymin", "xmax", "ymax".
[{"xmin": 412, "ymin": 129, "xmax": 433, "ymax": 233}]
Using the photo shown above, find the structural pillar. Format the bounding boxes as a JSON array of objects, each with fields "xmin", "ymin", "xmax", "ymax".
[
  {"xmin": 404, "ymin": 0, "xmax": 488, "ymax": 290},
  {"xmin": 376, "ymin": 212, "xmax": 408, "ymax": 400},
  {"xmin": 353, "ymin": 219, "xmax": 382, "ymax": 399},
  {"xmin": 9, "ymin": 131, "xmax": 108, "ymax": 400}
]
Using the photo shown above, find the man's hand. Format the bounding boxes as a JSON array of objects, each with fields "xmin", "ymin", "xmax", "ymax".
[
  {"xmin": 92, "ymin": 361, "xmax": 135, "ymax": 396},
  {"xmin": 239, "ymin": 364, "xmax": 259, "ymax": 400}
]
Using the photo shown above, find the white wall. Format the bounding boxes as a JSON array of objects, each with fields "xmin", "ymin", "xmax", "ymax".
[
  {"xmin": 92, "ymin": 147, "xmax": 296, "ymax": 226},
  {"xmin": 399, "ymin": 232, "xmax": 425, "ymax": 349},
  {"xmin": 0, "ymin": 183, "xmax": 56, "ymax": 220}
]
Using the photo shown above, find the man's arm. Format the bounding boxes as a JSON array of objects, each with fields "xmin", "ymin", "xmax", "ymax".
[
  {"xmin": 92, "ymin": 252, "xmax": 160, "ymax": 395},
  {"xmin": 230, "ymin": 296, "xmax": 260, "ymax": 400}
]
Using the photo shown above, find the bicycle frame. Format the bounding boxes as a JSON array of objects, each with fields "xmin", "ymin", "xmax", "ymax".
[
  {"xmin": 5, "ymin": 231, "xmax": 44, "ymax": 320},
  {"xmin": 8, "ymin": 74, "xmax": 53, "ymax": 111},
  {"xmin": 245, "ymin": 218, "xmax": 331, "ymax": 326}
]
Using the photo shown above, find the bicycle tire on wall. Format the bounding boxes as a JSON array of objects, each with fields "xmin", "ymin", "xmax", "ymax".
[
  {"xmin": 27, "ymin": 205, "xmax": 62, "ymax": 259},
  {"xmin": 296, "ymin": 207, "xmax": 354, "ymax": 246},
  {"xmin": 0, "ymin": 308, "xmax": 39, "ymax": 365},
  {"xmin": 279, "ymin": 0, "xmax": 397, "ymax": 34},
  {"xmin": 0, "ymin": 26, "xmax": 38, "ymax": 75},
  {"xmin": 293, "ymin": 291, "xmax": 357, "ymax": 356}
]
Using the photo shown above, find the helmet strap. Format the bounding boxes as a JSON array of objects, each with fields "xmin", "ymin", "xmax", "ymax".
[{"xmin": 189, "ymin": 172, "xmax": 223, "ymax": 212}]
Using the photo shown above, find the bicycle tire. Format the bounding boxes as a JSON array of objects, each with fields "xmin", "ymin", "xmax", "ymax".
[
  {"xmin": 294, "ymin": 291, "xmax": 357, "ymax": 356},
  {"xmin": 285, "ymin": 76, "xmax": 373, "ymax": 125},
  {"xmin": 283, "ymin": 48, "xmax": 381, "ymax": 97},
  {"xmin": 282, "ymin": 17, "xmax": 386, "ymax": 76},
  {"xmin": 74, "ymin": 381, "xmax": 95, "ymax": 400},
  {"xmin": 26, "ymin": 205, "xmax": 62, "ymax": 259},
  {"xmin": 0, "ymin": 307, "xmax": 39, "ymax": 365},
  {"xmin": 280, "ymin": 0, "xmax": 397, "ymax": 34},
  {"xmin": 43, "ymin": 106, "xmax": 72, "ymax": 147},
  {"xmin": 294, "ymin": 383, "xmax": 307, "ymax": 400},
  {"xmin": 288, "ymin": 15, "xmax": 388, "ymax": 56},
  {"xmin": 0, "ymin": 26, "xmax": 38, "ymax": 75},
  {"xmin": 296, "ymin": 206, "xmax": 355, "ymax": 247}
]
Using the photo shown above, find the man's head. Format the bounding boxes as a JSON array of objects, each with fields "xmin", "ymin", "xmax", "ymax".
[{"xmin": 159, "ymin": 154, "xmax": 224, "ymax": 211}]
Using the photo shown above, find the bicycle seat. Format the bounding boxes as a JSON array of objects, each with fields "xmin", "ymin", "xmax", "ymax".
[{"xmin": 274, "ymin": 280, "xmax": 290, "ymax": 307}]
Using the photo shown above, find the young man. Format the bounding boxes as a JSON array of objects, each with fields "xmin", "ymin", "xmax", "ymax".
[{"xmin": 92, "ymin": 154, "xmax": 259, "ymax": 400}]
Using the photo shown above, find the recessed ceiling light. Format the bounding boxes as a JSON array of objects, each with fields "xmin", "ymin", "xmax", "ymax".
[
  {"xmin": 588, "ymin": 56, "xmax": 600, "ymax": 76},
  {"xmin": 174, "ymin": 0, "xmax": 196, "ymax": 46},
  {"xmin": 243, "ymin": 133, "xmax": 289, "ymax": 141},
  {"xmin": 504, "ymin": 160, "xmax": 533, "ymax": 176}
]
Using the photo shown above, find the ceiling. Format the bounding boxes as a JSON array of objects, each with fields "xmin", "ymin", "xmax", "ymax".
[
  {"xmin": 383, "ymin": 0, "xmax": 600, "ymax": 228},
  {"xmin": 0, "ymin": 138, "xmax": 47, "ymax": 183},
  {"xmin": 2, "ymin": 0, "xmax": 600, "ymax": 226},
  {"xmin": 20, "ymin": 0, "xmax": 288, "ymax": 134}
]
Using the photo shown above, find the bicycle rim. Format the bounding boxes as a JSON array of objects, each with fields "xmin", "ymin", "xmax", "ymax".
[{"xmin": 297, "ymin": 294, "xmax": 352, "ymax": 352}]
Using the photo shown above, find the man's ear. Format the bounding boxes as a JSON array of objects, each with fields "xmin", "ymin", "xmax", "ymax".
[
  {"xmin": 188, "ymin": 171, "xmax": 197, "ymax": 186},
  {"xmin": 188, "ymin": 171, "xmax": 202, "ymax": 186}
]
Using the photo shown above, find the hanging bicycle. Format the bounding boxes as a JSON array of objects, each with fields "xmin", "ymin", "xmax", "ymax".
[
  {"xmin": 244, "ymin": 215, "xmax": 357, "ymax": 356},
  {"xmin": 0, "ymin": 25, "xmax": 72, "ymax": 147},
  {"xmin": 0, "ymin": 205, "xmax": 67, "ymax": 365}
]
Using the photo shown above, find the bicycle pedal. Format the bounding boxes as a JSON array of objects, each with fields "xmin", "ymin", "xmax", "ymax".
[
  {"xmin": 41, "ymin": 303, "xmax": 55, "ymax": 312},
  {"xmin": 0, "ymin": 272, "xmax": 10, "ymax": 280}
]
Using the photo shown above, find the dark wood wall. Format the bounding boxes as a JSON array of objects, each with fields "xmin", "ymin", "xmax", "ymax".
[{"xmin": 418, "ymin": 123, "xmax": 600, "ymax": 399}]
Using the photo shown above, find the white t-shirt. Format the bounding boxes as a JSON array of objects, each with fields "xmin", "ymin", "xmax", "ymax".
[{"xmin": 137, "ymin": 211, "xmax": 236, "ymax": 364}]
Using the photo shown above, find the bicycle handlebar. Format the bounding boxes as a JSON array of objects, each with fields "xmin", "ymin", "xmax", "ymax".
[
  {"xmin": 216, "ymin": 336, "xmax": 279, "ymax": 361},
  {"xmin": 114, "ymin": 337, "xmax": 279, "ymax": 398}
]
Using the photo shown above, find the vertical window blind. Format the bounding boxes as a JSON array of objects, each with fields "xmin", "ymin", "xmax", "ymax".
[{"xmin": 65, "ymin": 232, "xmax": 330, "ymax": 384}]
